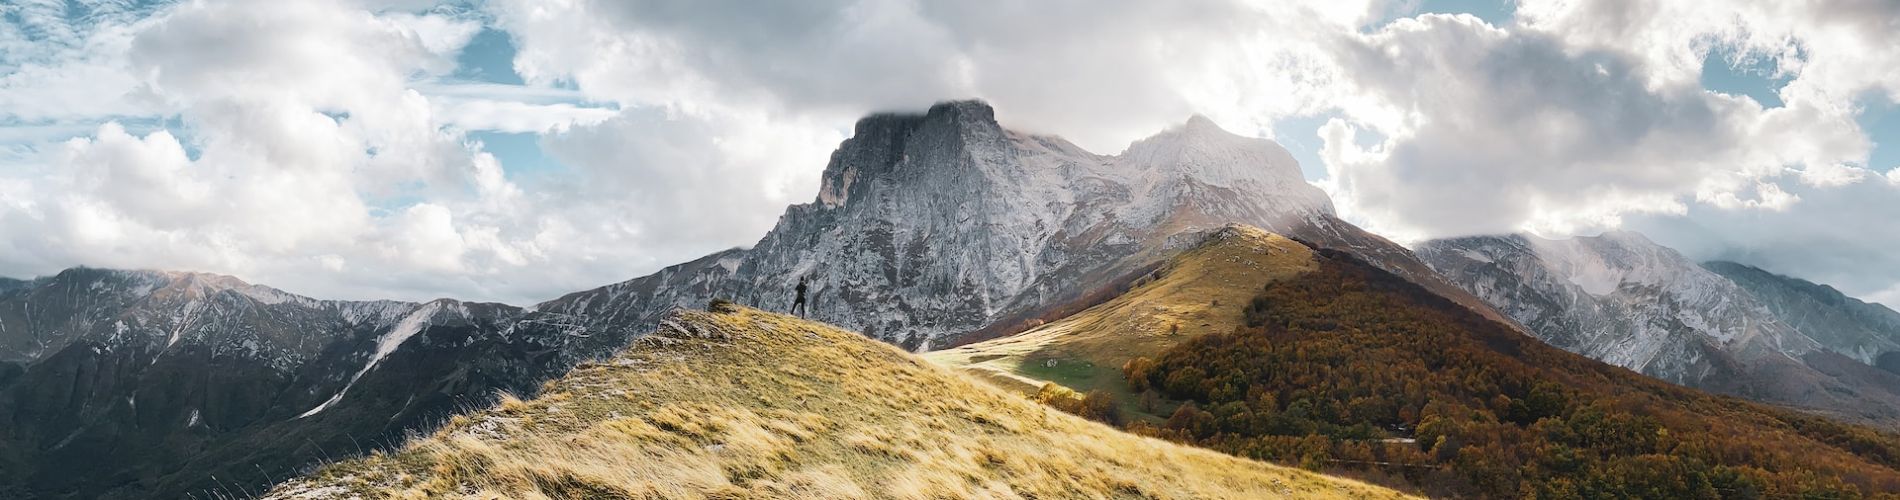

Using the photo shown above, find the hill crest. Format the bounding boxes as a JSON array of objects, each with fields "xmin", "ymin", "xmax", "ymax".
[{"xmin": 265, "ymin": 306, "xmax": 1411, "ymax": 499}]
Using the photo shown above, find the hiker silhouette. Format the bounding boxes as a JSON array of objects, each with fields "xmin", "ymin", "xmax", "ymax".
[{"xmin": 791, "ymin": 277, "xmax": 809, "ymax": 317}]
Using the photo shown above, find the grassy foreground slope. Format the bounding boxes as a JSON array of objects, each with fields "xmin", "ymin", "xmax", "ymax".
[
  {"xmin": 265, "ymin": 307, "xmax": 1410, "ymax": 499},
  {"xmin": 928, "ymin": 225, "xmax": 1309, "ymax": 417}
]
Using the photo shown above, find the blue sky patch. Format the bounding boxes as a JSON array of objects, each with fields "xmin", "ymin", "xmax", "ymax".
[
  {"xmin": 453, "ymin": 27, "xmax": 525, "ymax": 85},
  {"xmin": 1371, "ymin": 0, "xmax": 1516, "ymax": 29},
  {"xmin": 1273, "ymin": 114, "xmax": 1335, "ymax": 181},
  {"xmin": 1700, "ymin": 45, "xmax": 1791, "ymax": 109},
  {"xmin": 1272, "ymin": 112, "xmax": 1387, "ymax": 182},
  {"xmin": 1414, "ymin": 0, "xmax": 1516, "ymax": 25},
  {"xmin": 470, "ymin": 130, "xmax": 565, "ymax": 179},
  {"xmin": 1858, "ymin": 94, "xmax": 1899, "ymax": 172}
]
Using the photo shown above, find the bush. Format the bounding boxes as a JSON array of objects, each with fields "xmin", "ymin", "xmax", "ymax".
[
  {"xmin": 707, "ymin": 298, "xmax": 739, "ymax": 314},
  {"xmin": 1123, "ymin": 357, "xmax": 1158, "ymax": 392},
  {"xmin": 1034, "ymin": 383, "xmax": 1121, "ymax": 425}
]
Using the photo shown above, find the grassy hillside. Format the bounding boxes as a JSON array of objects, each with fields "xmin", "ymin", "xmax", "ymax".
[
  {"xmin": 927, "ymin": 226, "xmax": 1311, "ymax": 414},
  {"xmin": 265, "ymin": 306, "xmax": 1411, "ymax": 499},
  {"xmin": 941, "ymin": 226, "xmax": 1900, "ymax": 497},
  {"xmin": 1150, "ymin": 248, "xmax": 1900, "ymax": 496}
]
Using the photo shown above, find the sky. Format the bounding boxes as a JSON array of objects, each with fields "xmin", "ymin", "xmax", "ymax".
[{"xmin": 0, "ymin": 0, "xmax": 1896, "ymax": 308}]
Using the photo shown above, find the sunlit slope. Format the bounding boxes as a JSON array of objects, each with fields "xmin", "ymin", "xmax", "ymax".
[
  {"xmin": 266, "ymin": 306, "xmax": 1410, "ymax": 499},
  {"xmin": 927, "ymin": 225, "xmax": 1312, "ymax": 399}
]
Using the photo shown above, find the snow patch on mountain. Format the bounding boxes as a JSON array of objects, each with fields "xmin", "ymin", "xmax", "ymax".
[{"xmin": 298, "ymin": 301, "xmax": 442, "ymax": 418}]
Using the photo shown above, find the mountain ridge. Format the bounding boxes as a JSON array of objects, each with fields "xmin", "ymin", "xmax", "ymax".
[
  {"xmin": 1417, "ymin": 231, "xmax": 1900, "ymax": 428},
  {"xmin": 1703, "ymin": 260, "xmax": 1900, "ymax": 367},
  {"xmin": 536, "ymin": 99, "xmax": 1511, "ymax": 353}
]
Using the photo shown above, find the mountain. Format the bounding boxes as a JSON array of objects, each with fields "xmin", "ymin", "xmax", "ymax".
[
  {"xmin": 949, "ymin": 228, "xmax": 1900, "ymax": 497},
  {"xmin": 538, "ymin": 100, "xmax": 1506, "ymax": 352},
  {"xmin": 0, "ymin": 100, "xmax": 1508, "ymax": 498},
  {"xmin": 1415, "ymin": 232, "xmax": 1900, "ymax": 427},
  {"xmin": 0, "ymin": 269, "xmax": 643, "ymax": 498},
  {"xmin": 1704, "ymin": 260, "xmax": 1900, "ymax": 369},
  {"xmin": 264, "ymin": 306, "xmax": 1412, "ymax": 500}
]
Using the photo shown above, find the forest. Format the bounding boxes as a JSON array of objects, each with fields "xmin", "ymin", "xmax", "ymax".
[{"xmin": 1100, "ymin": 247, "xmax": 1900, "ymax": 498}]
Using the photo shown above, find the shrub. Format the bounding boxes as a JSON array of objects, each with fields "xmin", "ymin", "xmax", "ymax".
[
  {"xmin": 708, "ymin": 298, "xmax": 740, "ymax": 314},
  {"xmin": 1123, "ymin": 357, "xmax": 1158, "ymax": 392},
  {"xmin": 1033, "ymin": 383, "xmax": 1121, "ymax": 425}
]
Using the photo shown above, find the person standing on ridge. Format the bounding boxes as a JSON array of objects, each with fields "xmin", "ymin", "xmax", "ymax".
[{"xmin": 791, "ymin": 277, "xmax": 809, "ymax": 317}]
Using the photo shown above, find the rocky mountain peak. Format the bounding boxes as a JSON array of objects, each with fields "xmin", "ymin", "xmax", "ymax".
[
  {"xmin": 1113, "ymin": 114, "xmax": 1335, "ymax": 223},
  {"xmin": 818, "ymin": 99, "xmax": 1006, "ymax": 208}
]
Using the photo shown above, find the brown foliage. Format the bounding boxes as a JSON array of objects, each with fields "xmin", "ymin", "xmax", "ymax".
[
  {"xmin": 1035, "ymin": 383, "xmax": 1123, "ymax": 426},
  {"xmin": 1131, "ymin": 248, "xmax": 1900, "ymax": 498}
]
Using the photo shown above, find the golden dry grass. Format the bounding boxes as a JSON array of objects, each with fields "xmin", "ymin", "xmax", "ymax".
[
  {"xmin": 927, "ymin": 226, "xmax": 1314, "ymax": 400},
  {"xmin": 265, "ymin": 306, "xmax": 1409, "ymax": 499}
]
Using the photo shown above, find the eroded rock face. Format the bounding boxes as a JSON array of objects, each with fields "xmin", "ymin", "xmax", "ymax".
[
  {"xmin": 1703, "ymin": 260, "xmax": 1900, "ymax": 367},
  {"xmin": 1418, "ymin": 232, "xmax": 1900, "ymax": 427}
]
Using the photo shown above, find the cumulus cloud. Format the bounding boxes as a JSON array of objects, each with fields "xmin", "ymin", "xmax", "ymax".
[
  {"xmin": 0, "ymin": 0, "xmax": 1895, "ymax": 309},
  {"xmin": 0, "ymin": 0, "xmax": 498, "ymax": 300},
  {"xmin": 1313, "ymin": 11, "xmax": 1888, "ymax": 239},
  {"xmin": 487, "ymin": 0, "xmax": 1378, "ymax": 151}
]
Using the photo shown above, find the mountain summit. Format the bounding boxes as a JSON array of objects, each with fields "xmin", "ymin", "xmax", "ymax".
[{"xmin": 541, "ymin": 99, "xmax": 1483, "ymax": 351}]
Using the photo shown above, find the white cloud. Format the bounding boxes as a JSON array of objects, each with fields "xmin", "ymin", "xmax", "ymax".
[
  {"xmin": 1316, "ymin": 14, "xmax": 1783, "ymax": 238},
  {"xmin": 1517, "ymin": 0, "xmax": 1900, "ymax": 109},
  {"xmin": 0, "ymin": 0, "xmax": 1896, "ymax": 309},
  {"xmin": 1798, "ymin": 162, "xmax": 1872, "ymax": 187},
  {"xmin": 0, "ymin": 0, "xmax": 500, "ymax": 300},
  {"xmin": 487, "ymin": 0, "xmax": 1377, "ymax": 152},
  {"xmin": 430, "ymin": 96, "xmax": 616, "ymax": 134}
]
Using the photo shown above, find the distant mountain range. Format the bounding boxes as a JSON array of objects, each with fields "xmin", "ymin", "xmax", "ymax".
[
  {"xmin": 1417, "ymin": 232, "xmax": 1900, "ymax": 426},
  {"xmin": 0, "ymin": 268, "xmax": 644, "ymax": 498}
]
